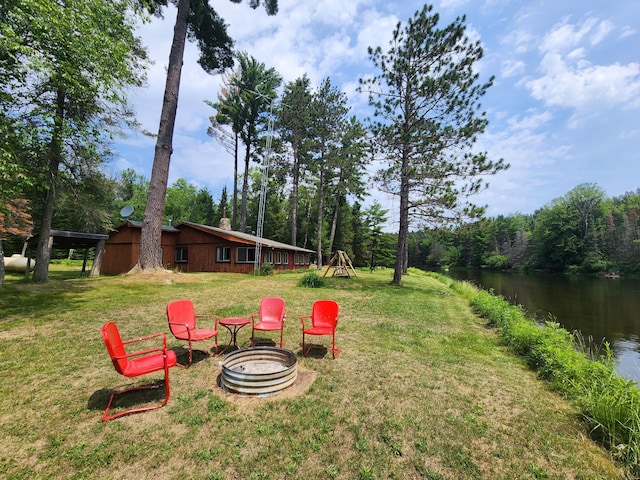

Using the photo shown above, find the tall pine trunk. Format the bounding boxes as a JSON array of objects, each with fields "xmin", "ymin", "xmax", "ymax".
[
  {"xmin": 138, "ymin": 0, "xmax": 190, "ymax": 271},
  {"xmin": 315, "ymin": 166, "xmax": 325, "ymax": 269},
  {"xmin": 393, "ymin": 150, "xmax": 410, "ymax": 286},
  {"xmin": 232, "ymin": 132, "xmax": 239, "ymax": 229},
  {"xmin": 240, "ymin": 140, "xmax": 250, "ymax": 232},
  {"xmin": 290, "ymin": 152, "xmax": 300, "ymax": 246}
]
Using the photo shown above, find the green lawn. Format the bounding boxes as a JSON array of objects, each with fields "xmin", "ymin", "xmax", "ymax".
[{"xmin": 0, "ymin": 266, "xmax": 623, "ymax": 479}]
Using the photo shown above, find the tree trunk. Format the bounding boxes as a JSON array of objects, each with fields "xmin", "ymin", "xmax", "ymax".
[
  {"xmin": 316, "ymin": 167, "xmax": 325, "ymax": 269},
  {"xmin": 290, "ymin": 153, "xmax": 299, "ymax": 246},
  {"xmin": 90, "ymin": 239, "xmax": 105, "ymax": 277},
  {"xmin": 232, "ymin": 132, "xmax": 239, "ymax": 230},
  {"xmin": 240, "ymin": 141, "xmax": 250, "ymax": 232},
  {"xmin": 138, "ymin": 0, "xmax": 190, "ymax": 271},
  {"xmin": 328, "ymin": 200, "xmax": 339, "ymax": 256},
  {"xmin": 393, "ymin": 152, "xmax": 410, "ymax": 286},
  {"xmin": 33, "ymin": 84, "xmax": 66, "ymax": 282},
  {"xmin": 0, "ymin": 239, "xmax": 4, "ymax": 287}
]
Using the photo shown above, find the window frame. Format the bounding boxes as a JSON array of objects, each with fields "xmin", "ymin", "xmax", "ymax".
[
  {"xmin": 216, "ymin": 246, "xmax": 231, "ymax": 262},
  {"xmin": 236, "ymin": 246, "xmax": 256, "ymax": 264},
  {"xmin": 174, "ymin": 246, "xmax": 188, "ymax": 263}
]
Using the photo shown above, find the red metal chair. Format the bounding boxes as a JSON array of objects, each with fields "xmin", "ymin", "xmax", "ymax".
[
  {"xmin": 167, "ymin": 299, "xmax": 219, "ymax": 367},
  {"xmin": 101, "ymin": 321, "xmax": 178, "ymax": 421},
  {"xmin": 301, "ymin": 300, "xmax": 340, "ymax": 358},
  {"xmin": 251, "ymin": 297, "xmax": 286, "ymax": 348}
]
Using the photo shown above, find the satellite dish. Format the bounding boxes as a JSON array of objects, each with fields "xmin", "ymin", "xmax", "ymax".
[{"xmin": 120, "ymin": 205, "xmax": 134, "ymax": 218}]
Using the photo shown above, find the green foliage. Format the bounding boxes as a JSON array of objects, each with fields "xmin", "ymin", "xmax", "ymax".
[
  {"xmin": 410, "ymin": 184, "xmax": 640, "ymax": 275},
  {"xmin": 461, "ymin": 284, "xmax": 640, "ymax": 477},
  {"xmin": 360, "ymin": 4, "xmax": 508, "ymax": 285},
  {"xmin": 259, "ymin": 262, "xmax": 274, "ymax": 276},
  {"xmin": 481, "ymin": 253, "xmax": 511, "ymax": 270},
  {"xmin": 298, "ymin": 271, "xmax": 325, "ymax": 288}
]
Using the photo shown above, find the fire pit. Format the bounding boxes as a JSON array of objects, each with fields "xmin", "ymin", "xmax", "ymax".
[{"xmin": 220, "ymin": 347, "xmax": 298, "ymax": 396}]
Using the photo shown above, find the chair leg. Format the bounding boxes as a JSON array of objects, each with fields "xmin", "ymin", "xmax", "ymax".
[
  {"xmin": 102, "ymin": 363, "xmax": 172, "ymax": 421},
  {"xmin": 302, "ymin": 333, "xmax": 340, "ymax": 359},
  {"xmin": 331, "ymin": 332, "xmax": 340, "ymax": 359}
]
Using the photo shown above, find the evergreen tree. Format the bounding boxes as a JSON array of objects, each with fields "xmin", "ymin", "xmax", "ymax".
[
  {"xmin": 138, "ymin": 0, "xmax": 278, "ymax": 272},
  {"xmin": 360, "ymin": 4, "xmax": 507, "ymax": 285}
]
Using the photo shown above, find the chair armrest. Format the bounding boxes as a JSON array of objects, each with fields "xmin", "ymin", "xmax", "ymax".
[
  {"xmin": 301, "ymin": 315, "xmax": 311, "ymax": 328},
  {"xmin": 195, "ymin": 314, "xmax": 218, "ymax": 329},
  {"xmin": 123, "ymin": 331, "xmax": 167, "ymax": 346},
  {"xmin": 118, "ymin": 332, "xmax": 168, "ymax": 359},
  {"xmin": 251, "ymin": 311, "xmax": 259, "ymax": 326}
]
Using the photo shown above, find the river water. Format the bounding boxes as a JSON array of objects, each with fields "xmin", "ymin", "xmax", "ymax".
[{"xmin": 442, "ymin": 270, "xmax": 640, "ymax": 385}]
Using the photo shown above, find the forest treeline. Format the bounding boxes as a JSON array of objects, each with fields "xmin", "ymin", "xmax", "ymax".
[
  {"xmin": 6, "ymin": 173, "xmax": 638, "ymax": 277},
  {"xmin": 1, "ymin": 166, "xmax": 399, "ymax": 271},
  {"xmin": 409, "ymin": 183, "xmax": 640, "ymax": 275}
]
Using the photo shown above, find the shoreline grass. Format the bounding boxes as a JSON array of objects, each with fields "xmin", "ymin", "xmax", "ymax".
[
  {"xmin": 0, "ymin": 266, "xmax": 628, "ymax": 479},
  {"xmin": 435, "ymin": 271, "xmax": 640, "ymax": 477}
]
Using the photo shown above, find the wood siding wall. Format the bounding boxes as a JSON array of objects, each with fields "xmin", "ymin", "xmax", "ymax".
[
  {"xmin": 103, "ymin": 223, "xmax": 311, "ymax": 275},
  {"xmin": 102, "ymin": 227, "xmax": 178, "ymax": 274}
]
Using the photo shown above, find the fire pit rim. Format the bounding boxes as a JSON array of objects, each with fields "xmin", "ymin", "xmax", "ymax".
[{"xmin": 219, "ymin": 346, "xmax": 299, "ymax": 395}]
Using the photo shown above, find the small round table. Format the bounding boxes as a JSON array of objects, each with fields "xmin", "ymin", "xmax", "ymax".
[{"xmin": 219, "ymin": 317, "xmax": 250, "ymax": 352}]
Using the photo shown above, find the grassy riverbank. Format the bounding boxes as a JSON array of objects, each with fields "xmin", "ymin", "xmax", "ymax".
[{"xmin": 0, "ymin": 266, "xmax": 628, "ymax": 479}]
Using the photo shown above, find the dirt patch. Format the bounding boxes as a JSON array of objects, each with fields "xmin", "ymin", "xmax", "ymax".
[{"xmin": 213, "ymin": 365, "xmax": 317, "ymax": 408}]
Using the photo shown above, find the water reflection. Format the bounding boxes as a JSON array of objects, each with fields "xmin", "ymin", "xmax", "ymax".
[{"xmin": 443, "ymin": 270, "xmax": 640, "ymax": 385}]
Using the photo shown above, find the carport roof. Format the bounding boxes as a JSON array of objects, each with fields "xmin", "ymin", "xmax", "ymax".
[{"xmin": 27, "ymin": 229, "xmax": 109, "ymax": 250}]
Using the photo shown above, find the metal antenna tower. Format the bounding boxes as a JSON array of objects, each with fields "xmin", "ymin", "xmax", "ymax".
[{"xmin": 254, "ymin": 99, "xmax": 274, "ymax": 273}]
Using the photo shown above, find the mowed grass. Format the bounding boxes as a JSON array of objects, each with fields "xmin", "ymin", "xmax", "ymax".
[{"xmin": 0, "ymin": 266, "xmax": 624, "ymax": 479}]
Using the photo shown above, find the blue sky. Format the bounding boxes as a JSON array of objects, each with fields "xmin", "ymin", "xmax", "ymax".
[{"xmin": 114, "ymin": 0, "xmax": 640, "ymax": 230}]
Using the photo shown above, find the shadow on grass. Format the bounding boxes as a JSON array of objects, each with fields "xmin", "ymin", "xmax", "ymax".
[
  {"xmin": 0, "ymin": 272, "xmax": 98, "ymax": 322},
  {"xmin": 171, "ymin": 346, "xmax": 211, "ymax": 368},
  {"xmin": 298, "ymin": 345, "xmax": 331, "ymax": 359},
  {"xmin": 88, "ymin": 382, "xmax": 169, "ymax": 411}
]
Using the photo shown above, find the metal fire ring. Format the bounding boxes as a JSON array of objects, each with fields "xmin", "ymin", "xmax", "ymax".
[{"xmin": 220, "ymin": 346, "xmax": 298, "ymax": 395}]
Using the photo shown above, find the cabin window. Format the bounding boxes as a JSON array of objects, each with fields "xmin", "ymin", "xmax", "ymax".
[
  {"xmin": 216, "ymin": 246, "xmax": 231, "ymax": 262},
  {"xmin": 237, "ymin": 247, "xmax": 256, "ymax": 263},
  {"xmin": 274, "ymin": 251, "xmax": 282, "ymax": 264},
  {"xmin": 264, "ymin": 250, "xmax": 273, "ymax": 264},
  {"xmin": 294, "ymin": 253, "xmax": 299, "ymax": 265},
  {"xmin": 283, "ymin": 252, "xmax": 289, "ymax": 265},
  {"xmin": 175, "ymin": 247, "xmax": 188, "ymax": 263}
]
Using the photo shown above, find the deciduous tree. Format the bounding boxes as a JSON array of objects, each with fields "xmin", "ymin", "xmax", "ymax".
[{"xmin": 3, "ymin": 0, "xmax": 148, "ymax": 282}]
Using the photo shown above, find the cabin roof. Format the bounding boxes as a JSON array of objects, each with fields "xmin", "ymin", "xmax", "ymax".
[{"xmin": 177, "ymin": 222, "xmax": 314, "ymax": 253}]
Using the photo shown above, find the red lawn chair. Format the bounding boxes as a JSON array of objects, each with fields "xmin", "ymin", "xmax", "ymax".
[
  {"xmin": 101, "ymin": 321, "xmax": 177, "ymax": 421},
  {"xmin": 301, "ymin": 300, "xmax": 340, "ymax": 358},
  {"xmin": 167, "ymin": 299, "xmax": 219, "ymax": 367},
  {"xmin": 251, "ymin": 297, "xmax": 286, "ymax": 348}
]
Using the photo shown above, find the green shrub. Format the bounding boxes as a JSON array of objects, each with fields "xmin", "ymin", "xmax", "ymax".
[
  {"xmin": 299, "ymin": 271, "xmax": 325, "ymax": 288},
  {"xmin": 462, "ymin": 284, "xmax": 640, "ymax": 477},
  {"xmin": 482, "ymin": 253, "xmax": 512, "ymax": 270},
  {"xmin": 260, "ymin": 263, "xmax": 274, "ymax": 276}
]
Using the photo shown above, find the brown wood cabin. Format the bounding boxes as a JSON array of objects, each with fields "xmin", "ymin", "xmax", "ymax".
[{"xmin": 101, "ymin": 219, "xmax": 314, "ymax": 275}]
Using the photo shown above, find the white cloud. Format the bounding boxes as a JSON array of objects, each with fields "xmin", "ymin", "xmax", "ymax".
[
  {"xmin": 113, "ymin": 0, "xmax": 640, "ymax": 218},
  {"xmin": 501, "ymin": 28, "xmax": 534, "ymax": 54},
  {"xmin": 590, "ymin": 20, "xmax": 614, "ymax": 45},
  {"xmin": 526, "ymin": 54, "xmax": 640, "ymax": 110},
  {"xmin": 507, "ymin": 110, "xmax": 553, "ymax": 131},
  {"xmin": 501, "ymin": 59, "xmax": 525, "ymax": 78},
  {"xmin": 539, "ymin": 17, "xmax": 598, "ymax": 54}
]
